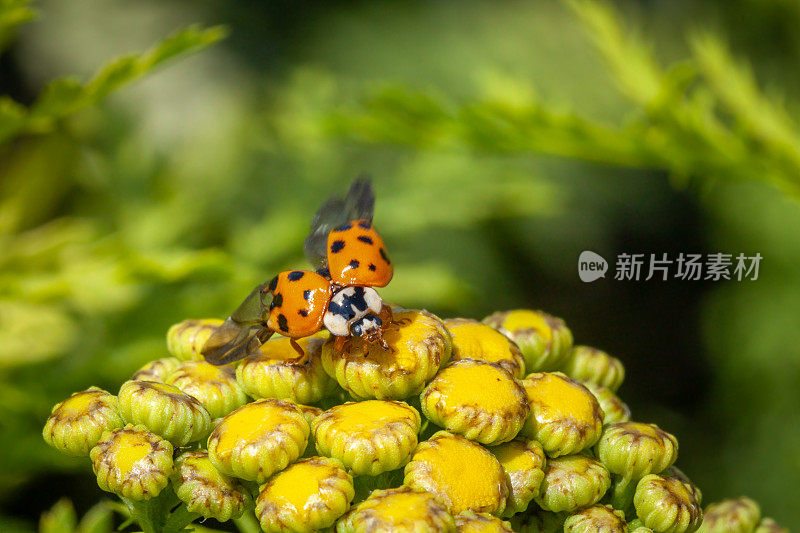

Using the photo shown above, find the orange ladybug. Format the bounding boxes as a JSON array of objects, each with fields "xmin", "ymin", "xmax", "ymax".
[{"xmin": 325, "ymin": 219, "xmax": 392, "ymax": 287}]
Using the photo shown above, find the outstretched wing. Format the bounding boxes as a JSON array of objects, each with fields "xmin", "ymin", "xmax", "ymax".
[
  {"xmin": 304, "ymin": 176, "xmax": 376, "ymax": 269},
  {"xmin": 202, "ymin": 282, "xmax": 275, "ymax": 365}
]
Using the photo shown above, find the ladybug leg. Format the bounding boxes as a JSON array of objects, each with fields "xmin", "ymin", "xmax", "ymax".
[
  {"xmin": 334, "ymin": 335, "xmax": 347, "ymax": 354},
  {"xmin": 289, "ymin": 338, "xmax": 306, "ymax": 361}
]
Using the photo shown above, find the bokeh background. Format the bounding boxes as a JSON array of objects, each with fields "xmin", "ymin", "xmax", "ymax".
[{"xmin": 2, "ymin": 0, "xmax": 799, "ymax": 530}]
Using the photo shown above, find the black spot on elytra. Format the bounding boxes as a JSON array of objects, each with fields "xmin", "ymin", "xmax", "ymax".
[
  {"xmin": 303, "ymin": 290, "xmax": 311, "ymax": 301},
  {"xmin": 267, "ymin": 276, "xmax": 278, "ymax": 292},
  {"xmin": 334, "ymin": 222, "xmax": 352, "ymax": 232},
  {"xmin": 349, "ymin": 259, "xmax": 360, "ymax": 269},
  {"xmin": 298, "ymin": 309, "xmax": 308, "ymax": 317},
  {"xmin": 287, "ymin": 270, "xmax": 305, "ymax": 281},
  {"xmin": 379, "ymin": 247, "xmax": 391, "ymax": 265},
  {"xmin": 369, "ymin": 263, "xmax": 377, "ymax": 271},
  {"xmin": 331, "ymin": 240, "xmax": 345, "ymax": 253},
  {"xmin": 277, "ymin": 314, "xmax": 289, "ymax": 332},
  {"xmin": 357, "ymin": 235, "xmax": 373, "ymax": 245},
  {"xmin": 316, "ymin": 267, "xmax": 330, "ymax": 279},
  {"xmin": 357, "ymin": 220, "xmax": 371, "ymax": 229},
  {"xmin": 272, "ymin": 292, "xmax": 283, "ymax": 308}
]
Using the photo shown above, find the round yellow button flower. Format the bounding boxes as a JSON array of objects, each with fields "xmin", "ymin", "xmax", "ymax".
[
  {"xmin": 520, "ymin": 372, "xmax": 604, "ymax": 457},
  {"xmin": 237, "ymin": 336, "xmax": 337, "ymax": 404},
  {"xmin": 173, "ymin": 451, "xmax": 249, "ymax": 522},
  {"xmin": 404, "ymin": 431, "xmax": 509, "ymax": 516},
  {"xmin": 444, "ymin": 318, "xmax": 525, "ymax": 378},
  {"xmin": 455, "ymin": 511, "xmax": 514, "ymax": 533},
  {"xmin": 564, "ymin": 504, "xmax": 627, "ymax": 533},
  {"xmin": 337, "ymin": 486, "xmax": 456, "ymax": 533},
  {"xmin": 90, "ymin": 424, "xmax": 173, "ymax": 501},
  {"xmin": 534, "ymin": 454, "xmax": 611, "ymax": 513},
  {"xmin": 313, "ymin": 400, "xmax": 421, "ymax": 476},
  {"xmin": 132, "ymin": 357, "xmax": 181, "ymax": 382},
  {"xmin": 562, "ymin": 346, "xmax": 625, "ymax": 392},
  {"xmin": 580, "ymin": 380, "xmax": 630, "ymax": 425},
  {"xmin": 322, "ymin": 308, "xmax": 452, "ymax": 400},
  {"xmin": 697, "ymin": 497, "xmax": 760, "ymax": 533},
  {"xmin": 633, "ymin": 474, "xmax": 702, "ymax": 533},
  {"xmin": 421, "ymin": 360, "xmax": 528, "ymax": 446},
  {"xmin": 256, "ymin": 456, "xmax": 354, "ymax": 533},
  {"xmin": 207, "ymin": 399, "xmax": 309, "ymax": 483},
  {"xmin": 167, "ymin": 360, "xmax": 249, "ymax": 419},
  {"xmin": 483, "ymin": 310, "xmax": 572, "ymax": 372},
  {"xmin": 117, "ymin": 380, "xmax": 211, "ymax": 446},
  {"xmin": 491, "ymin": 438, "xmax": 546, "ymax": 516},
  {"xmin": 167, "ymin": 318, "xmax": 224, "ymax": 361},
  {"xmin": 43, "ymin": 387, "xmax": 124, "ymax": 457}
]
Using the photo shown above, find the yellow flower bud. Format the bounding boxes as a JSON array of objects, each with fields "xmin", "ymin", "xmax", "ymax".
[
  {"xmin": 117, "ymin": 380, "xmax": 211, "ymax": 446},
  {"xmin": 563, "ymin": 505, "xmax": 627, "ymax": 533},
  {"xmin": 697, "ymin": 497, "xmax": 761, "ymax": 533},
  {"xmin": 167, "ymin": 318, "xmax": 224, "ymax": 361},
  {"xmin": 596, "ymin": 422, "xmax": 678, "ymax": 481},
  {"xmin": 664, "ymin": 466, "xmax": 702, "ymax": 505},
  {"xmin": 404, "ymin": 431, "xmax": 508, "ymax": 516},
  {"xmin": 491, "ymin": 438, "xmax": 546, "ymax": 516},
  {"xmin": 444, "ymin": 319, "xmax": 525, "ymax": 378},
  {"xmin": 236, "ymin": 336, "xmax": 337, "ymax": 404},
  {"xmin": 520, "ymin": 372, "xmax": 604, "ymax": 457},
  {"xmin": 633, "ymin": 474, "xmax": 702, "ymax": 533},
  {"xmin": 167, "ymin": 360, "xmax": 248, "ymax": 419},
  {"xmin": 89, "ymin": 424, "xmax": 173, "ymax": 501},
  {"xmin": 534, "ymin": 454, "xmax": 611, "ymax": 513},
  {"xmin": 207, "ymin": 399, "xmax": 309, "ymax": 483},
  {"xmin": 313, "ymin": 400, "xmax": 421, "ymax": 476},
  {"xmin": 421, "ymin": 360, "xmax": 528, "ymax": 446},
  {"xmin": 256, "ymin": 456, "xmax": 354, "ymax": 533},
  {"xmin": 43, "ymin": 387, "xmax": 124, "ymax": 457},
  {"xmin": 483, "ymin": 310, "xmax": 572, "ymax": 372},
  {"xmin": 580, "ymin": 381, "xmax": 630, "ymax": 425},
  {"xmin": 172, "ymin": 451, "xmax": 249, "ymax": 522},
  {"xmin": 562, "ymin": 346, "xmax": 625, "ymax": 392},
  {"xmin": 755, "ymin": 518, "xmax": 789, "ymax": 533},
  {"xmin": 455, "ymin": 511, "xmax": 514, "ymax": 532},
  {"xmin": 337, "ymin": 486, "xmax": 456, "ymax": 533},
  {"xmin": 132, "ymin": 357, "xmax": 181, "ymax": 382},
  {"xmin": 322, "ymin": 308, "xmax": 452, "ymax": 400}
]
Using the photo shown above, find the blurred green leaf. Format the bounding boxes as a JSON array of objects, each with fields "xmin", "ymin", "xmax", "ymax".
[{"xmin": 0, "ymin": 0, "xmax": 35, "ymax": 51}]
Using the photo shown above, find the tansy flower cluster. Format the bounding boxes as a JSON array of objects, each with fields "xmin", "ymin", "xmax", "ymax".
[{"xmin": 43, "ymin": 307, "xmax": 787, "ymax": 532}]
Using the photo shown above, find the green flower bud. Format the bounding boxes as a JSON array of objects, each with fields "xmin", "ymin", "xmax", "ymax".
[
  {"xmin": 563, "ymin": 505, "xmax": 627, "ymax": 533},
  {"xmin": 597, "ymin": 422, "xmax": 678, "ymax": 481},
  {"xmin": 444, "ymin": 318, "xmax": 525, "ymax": 378},
  {"xmin": 405, "ymin": 431, "xmax": 509, "ymax": 516},
  {"xmin": 43, "ymin": 387, "xmax": 124, "ymax": 457},
  {"xmin": 167, "ymin": 318, "xmax": 224, "ymax": 361},
  {"xmin": 117, "ymin": 380, "xmax": 211, "ymax": 446},
  {"xmin": 755, "ymin": 518, "xmax": 789, "ymax": 533},
  {"xmin": 483, "ymin": 310, "xmax": 573, "ymax": 372},
  {"xmin": 630, "ymin": 528, "xmax": 654, "ymax": 533},
  {"xmin": 563, "ymin": 346, "xmax": 625, "ymax": 392},
  {"xmin": 237, "ymin": 336, "xmax": 337, "ymax": 404},
  {"xmin": 337, "ymin": 486, "xmax": 456, "ymax": 533},
  {"xmin": 454, "ymin": 511, "xmax": 514, "ymax": 532},
  {"xmin": 313, "ymin": 400, "xmax": 420, "ymax": 476},
  {"xmin": 508, "ymin": 510, "xmax": 566, "ymax": 533},
  {"xmin": 534, "ymin": 454, "xmax": 611, "ymax": 513},
  {"xmin": 633, "ymin": 474, "xmax": 702, "ymax": 533},
  {"xmin": 207, "ymin": 399, "xmax": 309, "ymax": 483},
  {"xmin": 697, "ymin": 497, "xmax": 760, "ymax": 533},
  {"xmin": 520, "ymin": 372, "xmax": 604, "ymax": 457},
  {"xmin": 256, "ymin": 456, "xmax": 354, "ymax": 533},
  {"xmin": 172, "ymin": 451, "xmax": 249, "ymax": 522},
  {"xmin": 580, "ymin": 381, "xmax": 631, "ymax": 425},
  {"xmin": 89, "ymin": 424, "xmax": 173, "ymax": 501},
  {"xmin": 167, "ymin": 360, "xmax": 248, "ymax": 419},
  {"xmin": 491, "ymin": 438, "xmax": 546, "ymax": 516},
  {"xmin": 132, "ymin": 357, "xmax": 181, "ymax": 382},
  {"xmin": 322, "ymin": 308, "xmax": 452, "ymax": 400},
  {"xmin": 663, "ymin": 466, "xmax": 702, "ymax": 505},
  {"xmin": 421, "ymin": 360, "xmax": 528, "ymax": 446}
]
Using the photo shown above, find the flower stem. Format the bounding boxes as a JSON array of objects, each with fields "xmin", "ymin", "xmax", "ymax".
[
  {"xmin": 234, "ymin": 509, "xmax": 261, "ymax": 533},
  {"xmin": 610, "ymin": 472, "xmax": 637, "ymax": 513},
  {"xmin": 163, "ymin": 503, "xmax": 201, "ymax": 533}
]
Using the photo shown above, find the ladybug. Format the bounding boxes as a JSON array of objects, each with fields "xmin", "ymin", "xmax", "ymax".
[{"xmin": 202, "ymin": 178, "xmax": 394, "ymax": 365}]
